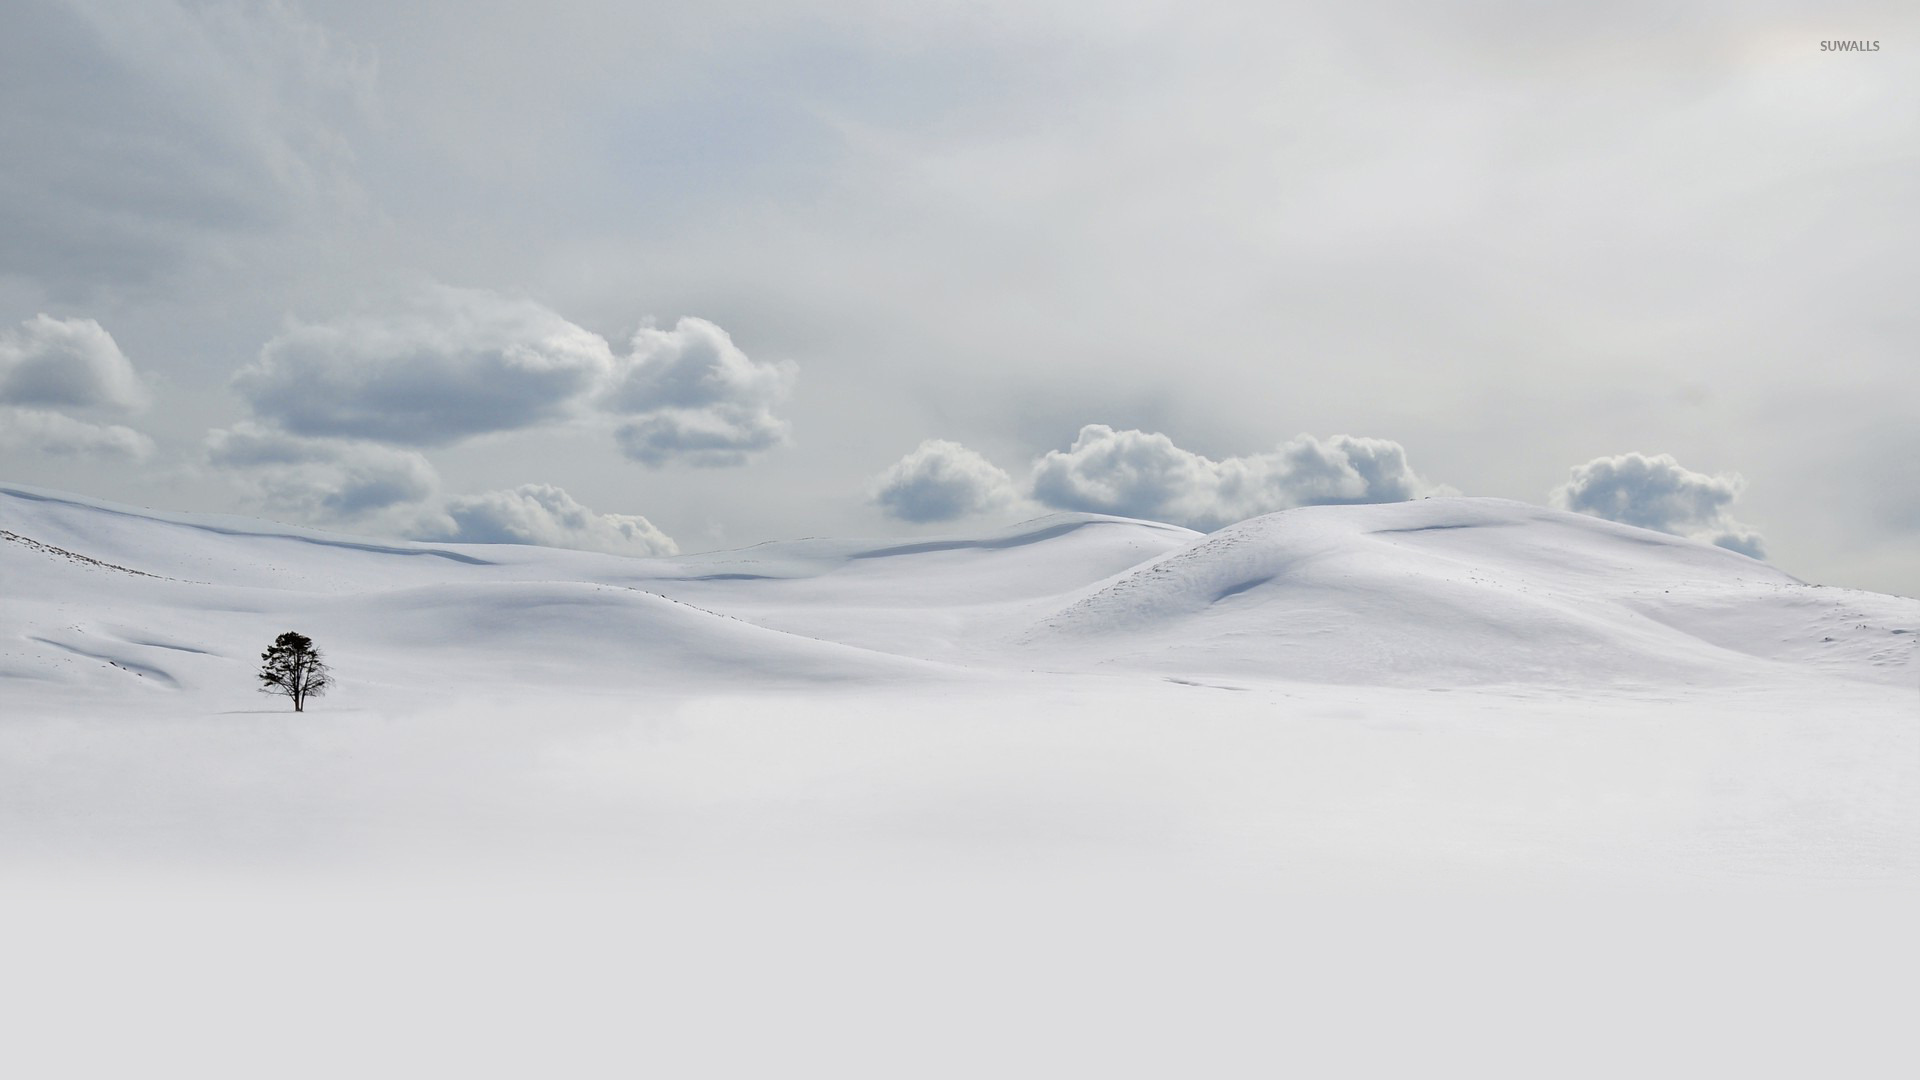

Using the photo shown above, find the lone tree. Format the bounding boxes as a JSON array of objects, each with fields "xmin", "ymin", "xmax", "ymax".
[{"xmin": 259, "ymin": 631, "xmax": 331, "ymax": 712}]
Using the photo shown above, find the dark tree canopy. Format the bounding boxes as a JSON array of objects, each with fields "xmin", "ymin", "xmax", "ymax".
[{"xmin": 259, "ymin": 631, "xmax": 331, "ymax": 712}]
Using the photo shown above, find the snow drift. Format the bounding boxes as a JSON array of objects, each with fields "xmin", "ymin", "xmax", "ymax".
[{"xmin": 2, "ymin": 484, "xmax": 1914, "ymax": 712}]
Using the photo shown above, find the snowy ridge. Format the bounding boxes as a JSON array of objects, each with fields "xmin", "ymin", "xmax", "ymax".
[
  {"xmin": 4, "ymin": 480, "xmax": 1920, "ymax": 904},
  {"xmin": 3, "ymin": 527, "xmax": 169, "ymax": 579},
  {"xmin": 2, "ymin": 484, "xmax": 1916, "ymax": 714},
  {"xmin": 1026, "ymin": 498, "xmax": 1915, "ymax": 686}
]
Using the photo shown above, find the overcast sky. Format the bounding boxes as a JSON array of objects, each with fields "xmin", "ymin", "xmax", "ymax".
[{"xmin": 1, "ymin": 0, "xmax": 1914, "ymax": 594}]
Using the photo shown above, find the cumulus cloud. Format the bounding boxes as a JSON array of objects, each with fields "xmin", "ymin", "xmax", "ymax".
[
  {"xmin": 0, "ymin": 315, "xmax": 154, "ymax": 460},
  {"xmin": 0, "ymin": 407, "xmax": 154, "ymax": 460},
  {"xmin": 1030, "ymin": 425, "xmax": 1435, "ymax": 530},
  {"xmin": 204, "ymin": 424, "xmax": 678, "ymax": 555},
  {"xmin": 206, "ymin": 423, "xmax": 438, "ymax": 521},
  {"xmin": 869, "ymin": 439, "xmax": 1018, "ymax": 523},
  {"xmin": 1553, "ymin": 452, "xmax": 1766, "ymax": 558},
  {"xmin": 434, "ymin": 484, "xmax": 678, "ymax": 556},
  {"xmin": 229, "ymin": 291, "xmax": 794, "ymax": 466},
  {"xmin": 0, "ymin": 314, "xmax": 147, "ymax": 412},
  {"xmin": 602, "ymin": 318, "xmax": 795, "ymax": 466},
  {"xmin": 233, "ymin": 287, "xmax": 616, "ymax": 446}
]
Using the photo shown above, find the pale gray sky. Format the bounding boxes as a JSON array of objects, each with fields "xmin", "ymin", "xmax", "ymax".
[{"xmin": 1, "ymin": 0, "xmax": 1914, "ymax": 593}]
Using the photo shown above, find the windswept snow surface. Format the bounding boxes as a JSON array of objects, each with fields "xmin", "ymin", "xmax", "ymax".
[
  {"xmin": 1029, "ymin": 497, "xmax": 1917, "ymax": 687},
  {"xmin": 4, "ymin": 482, "xmax": 1918, "ymax": 1077},
  {"xmin": 3, "ymin": 479, "xmax": 1915, "ymax": 878}
]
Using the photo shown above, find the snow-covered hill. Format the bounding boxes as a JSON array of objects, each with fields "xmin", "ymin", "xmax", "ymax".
[
  {"xmin": 1, "ymin": 479, "xmax": 1915, "ymax": 883},
  {"xmin": 4, "ymin": 483, "xmax": 1911, "ymax": 713},
  {"xmin": 1027, "ymin": 497, "xmax": 1916, "ymax": 687},
  {"xmin": 5, "ymin": 482, "xmax": 1918, "ymax": 1079}
]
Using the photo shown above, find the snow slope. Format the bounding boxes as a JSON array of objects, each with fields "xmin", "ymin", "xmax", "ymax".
[
  {"xmin": 2, "ymin": 480, "xmax": 1917, "ymax": 883},
  {"xmin": 3, "ymin": 482, "xmax": 1915, "ymax": 709},
  {"xmin": 5, "ymin": 481, "xmax": 1919, "ymax": 1078},
  {"xmin": 1027, "ymin": 497, "xmax": 1917, "ymax": 687}
]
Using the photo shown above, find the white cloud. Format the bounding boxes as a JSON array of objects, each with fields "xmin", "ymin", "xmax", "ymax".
[
  {"xmin": 1553, "ymin": 452, "xmax": 1766, "ymax": 558},
  {"xmin": 602, "ymin": 318, "xmax": 796, "ymax": 467},
  {"xmin": 0, "ymin": 315, "xmax": 154, "ymax": 460},
  {"xmin": 0, "ymin": 407, "xmax": 154, "ymax": 460},
  {"xmin": 0, "ymin": 314, "xmax": 147, "ymax": 412},
  {"xmin": 435, "ymin": 484, "xmax": 678, "ymax": 556},
  {"xmin": 233, "ymin": 286, "xmax": 617, "ymax": 447},
  {"xmin": 204, "ymin": 424, "xmax": 678, "ymax": 555},
  {"xmin": 206, "ymin": 423, "xmax": 439, "ymax": 521},
  {"xmin": 1030, "ymin": 425, "xmax": 1435, "ymax": 530},
  {"xmin": 869, "ymin": 439, "xmax": 1018, "ymax": 523},
  {"xmin": 230, "ymin": 292, "xmax": 794, "ymax": 467}
]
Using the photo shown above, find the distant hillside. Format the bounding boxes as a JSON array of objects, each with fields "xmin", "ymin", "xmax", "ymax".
[
  {"xmin": 1025, "ymin": 498, "xmax": 1915, "ymax": 687},
  {"xmin": 2, "ymin": 484, "xmax": 1913, "ymax": 715}
]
